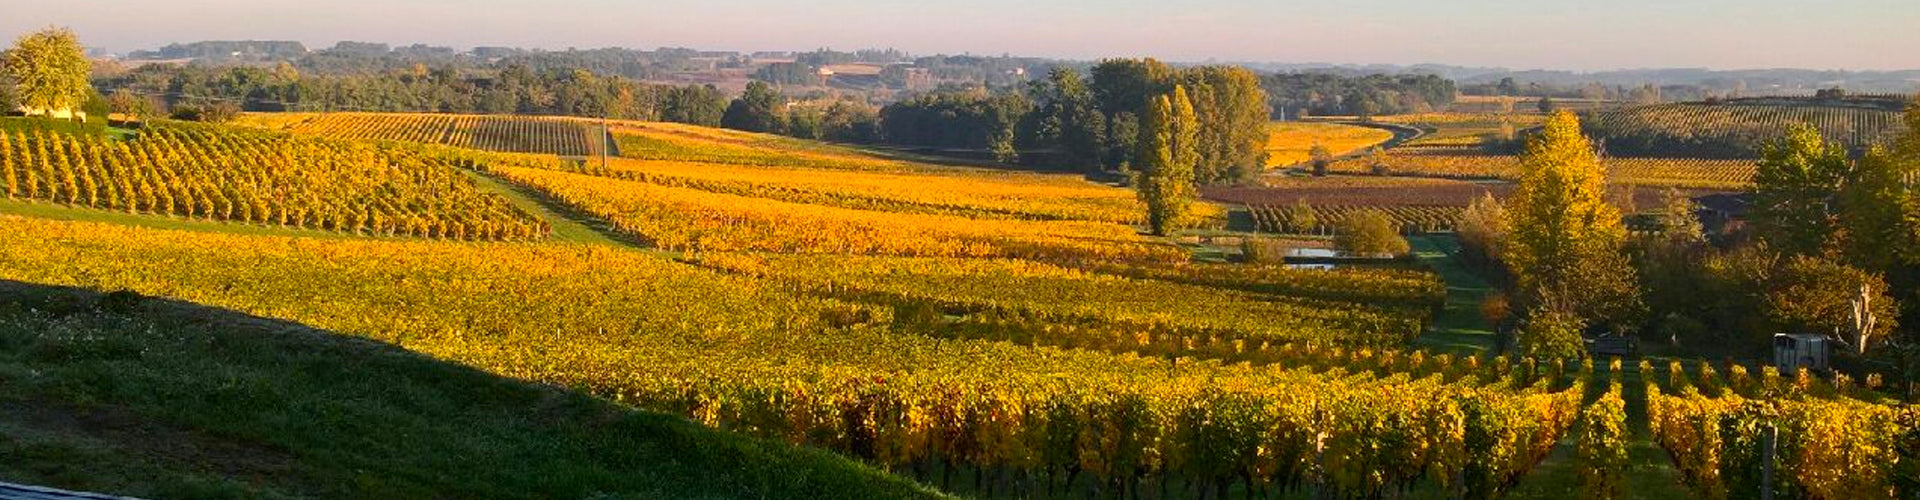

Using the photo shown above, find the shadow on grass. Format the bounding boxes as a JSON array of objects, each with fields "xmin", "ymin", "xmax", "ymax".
[{"xmin": 0, "ymin": 280, "xmax": 946, "ymax": 500}]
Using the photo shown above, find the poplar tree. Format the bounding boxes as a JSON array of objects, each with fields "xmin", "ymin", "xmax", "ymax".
[
  {"xmin": 1503, "ymin": 111, "xmax": 1641, "ymax": 353},
  {"xmin": 1135, "ymin": 86, "xmax": 1199, "ymax": 236}
]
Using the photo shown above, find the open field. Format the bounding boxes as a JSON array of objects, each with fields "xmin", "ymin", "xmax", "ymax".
[{"xmin": 1263, "ymin": 121, "xmax": 1394, "ymax": 167}]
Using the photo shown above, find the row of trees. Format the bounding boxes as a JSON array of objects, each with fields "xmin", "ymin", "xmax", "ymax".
[
  {"xmin": 1461, "ymin": 102, "xmax": 1920, "ymax": 364},
  {"xmin": 1261, "ymin": 73, "xmax": 1456, "ymax": 118},
  {"xmin": 96, "ymin": 61, "xmax": 734, "ymax": 126}
]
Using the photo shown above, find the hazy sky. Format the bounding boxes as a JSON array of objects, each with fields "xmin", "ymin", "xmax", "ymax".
[{"xmin": 6, "ymin": 0, "xmax": 1918, "ymax": 71}]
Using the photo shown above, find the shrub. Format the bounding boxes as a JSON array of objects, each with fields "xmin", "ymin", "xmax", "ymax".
[
  {"xmin": 1333, "ymin": 210, "xmax": 1409, "ymax": 257},
  {"xmin": 1239, "ymin": 237, "xmax": 1291, "ymax": 264}
]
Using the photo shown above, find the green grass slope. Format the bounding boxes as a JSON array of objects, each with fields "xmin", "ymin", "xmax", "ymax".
[{"xmin": 0, "ymin": 281, "xmax": 949, "ymax": 500}]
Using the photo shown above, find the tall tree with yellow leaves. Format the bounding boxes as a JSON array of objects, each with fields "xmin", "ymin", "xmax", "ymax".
[
  {"xmin": 1503, "ymin": 111, "xmax": 1642, "ymax": 355},
  {"xmin": 1135, "ymin": 85, "xmax": 1199, "ymax": 236}
]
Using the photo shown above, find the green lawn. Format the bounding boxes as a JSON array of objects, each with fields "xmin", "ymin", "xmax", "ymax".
[
  {"xmin": 0, "ymin": 281, "xmax": 950, "ymax": 500},
  {"xmin": 459, "ymin": 168, "xmax": 626, "ymax": 246},
  {"xmin": 1408, "ymin": 235, "xmax": 1500, "ymax": 354}
]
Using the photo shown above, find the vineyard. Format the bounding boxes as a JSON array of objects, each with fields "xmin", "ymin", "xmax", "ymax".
[
  {"xmin": 693, "ymin": 252, "xmax": 1443, "ymax": 349},
  {"xmin": 1263, "ymin": 121, "xmax": 1394, "ymax": 167},
  {"xmin": 613, "ymin": 121, "xmax": 912, "ymax": 171},
  {"xmin": 1376, "ymin": 113, "xmax": 1548, "ymax": 147},
  {"xmin": 489, "ymin": 165, "xmax": 1189, "ymax": 263},
  {"xmin": 235, "ymin": 112, "xmax": 608, "ymax": 157},
  {"xmin": 1642, "ymin": 360, "xmax": 1917, "ymax": 499},
  {"xmin": 1326, "ymin": 146, "xmax": 1757, "ymax": 190},
  {"xmin": 569, "ymin": 156, "xmax": 1150, "ymax": 223},
  {"xmin": 1586, "ymin": 98, "xmax": 1911, "ymax": 158},
  {"xmin": 0, "ymin": 124, "xmax": 546, "ymax": 239},
  {"xmin": 0, "ymin": 215, "xmax": 1594, "ymax": 500},
  {"xmin": 1248, "ymin": 203, "xmax": 1464, "ymax": 235},
  {"xmin": 5, "ymin": 109, "xmax": 1915, "ymax": 500}
]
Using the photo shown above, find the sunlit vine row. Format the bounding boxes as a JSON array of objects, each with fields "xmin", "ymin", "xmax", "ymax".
[
  {"xmin": 0, "ymin": 125, "xmax": 545, "ymax": 240},
  {"xmin": 241, "ymin": 112, "xmax": 605, "ymax": 156},
  {"xmin": 1643, "ymin": 361, "xmax": 1916, "ymax": 500}
]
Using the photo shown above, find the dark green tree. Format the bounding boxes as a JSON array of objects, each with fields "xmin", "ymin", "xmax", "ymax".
[
  {"xmin": 1750, "ymin": 124, "xmax": 1850, "ymax": 256},
  {"xmin": 1028, "ymin": 67, "xmax": 1107, "ymax": 170},
  {"xmin": 721, "ymin": 81, "xmax": 786, "ymax": 133}
]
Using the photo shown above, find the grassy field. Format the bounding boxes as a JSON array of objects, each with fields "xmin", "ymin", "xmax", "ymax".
[{"xmin": 1263, "ymin": 121, "xmax": 1394, "ymax": 167}]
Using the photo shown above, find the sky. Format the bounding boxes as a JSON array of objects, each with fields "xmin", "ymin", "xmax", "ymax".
[{"xmin": 5, "ymin": 0, "xmax": 1918, "ymax": 71}]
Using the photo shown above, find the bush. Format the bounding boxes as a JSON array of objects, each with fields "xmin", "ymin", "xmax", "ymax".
[
  {"xmin": 1333, "ymin": 210, "xmax": 1409, "ymax": 257},
  {"xmin": 1240, "ymin": 237, "xmax": 1291, "ymax": 264}
]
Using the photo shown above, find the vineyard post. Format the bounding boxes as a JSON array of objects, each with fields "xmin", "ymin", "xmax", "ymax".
[{"xmin": 1760, "ymin": 422, "xmax": 1776, "ymax": 500}]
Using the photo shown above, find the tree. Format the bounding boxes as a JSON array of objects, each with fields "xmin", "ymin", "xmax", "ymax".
[
  {"xmin": 1283, "ymin": 199, "xmax": 1318, "ymax": 234},
  {"xmin": 1181, "ymin": 66, "xmax": 1270, "ymax": 184},
  {"xmin": 721, "ymin": 81, "xmax": 786, "ymax": 133},
  {"xmin": 818, "ymin": 100, "xmax": 880, "ymax": 143},
  {"xmin": 1655, "ymin": 188, "xmax": 1705, "ymax": 248},
  {"xmin": 2, "ymin": 27, "xmax": 93, "ymax": 118},
  {"xmin": 106, "ymin": 88, "xmax": 155, "ymax": 122},
  {"xmin": 1367, "ymin": 146, "xmax": 1391, "ymax": 175},
  {"xmin": 1518, "ymin": 307, "xmax": 1588, "ymax": 359},
  {"xmin": 1503, "ymin": 111, "xmax": 1642, "ymax": 335},
  {"xmin": 1458, "ymin": 193, "xmax": 1509, "ymax": 269},
  {"xmin": 1536, "ymin": 97, "xmax": 1557, "ymax": 114},
  {"xmin": 1134, "ymin": 86, "xmax": 1199, "ymax": 236},
  {"xmin": 1496, "ymin": 77, "xmax": 1520, "ymax": 97},
  {"xmin": 1333, "ymin": 210, "xmax": 1410, "ymax": 257},
  {"xmin": 1751, "ymin": 124, "xmax": 1850, "ymax": 256},
  {"xmin": 1028, "ymin": 67, "xmax": 1107, "ymax": 170},
  {"xmin": 1308, "ymin": 144, "xmax": 1332, "ymax": 176},
  {"xmin": 1636, "ymin": 189, "xmax": 1710, "ymax": 346}
]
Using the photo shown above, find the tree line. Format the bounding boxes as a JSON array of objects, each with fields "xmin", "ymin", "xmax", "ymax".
[
  {"xmin": 94, "ymin": 63, "xmax": 734, "ymax": 126},
  {"xmin": 1260, "ymin": 72, "xmax": 1456, "ymax": 118}
]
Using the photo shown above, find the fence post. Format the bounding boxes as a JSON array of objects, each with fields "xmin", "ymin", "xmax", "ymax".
[{"xmin": 1760, "ymin": 423, "xmax": 1777, "ymax": 500}]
